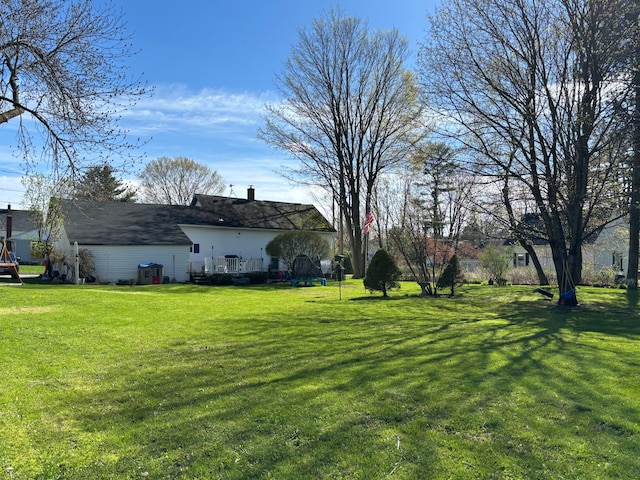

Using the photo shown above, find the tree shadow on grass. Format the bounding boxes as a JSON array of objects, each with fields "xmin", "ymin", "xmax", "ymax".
[
  {"xmin": 40, "ymin": 292, "xmax": 640, "ymax": 479},
  {"xmin": 349, "ymin": 295, "xmax": 408, "ymax": 301},
  {"xmin": 626, "ymin": 287, "xmax": 639, "ymax": 308}
]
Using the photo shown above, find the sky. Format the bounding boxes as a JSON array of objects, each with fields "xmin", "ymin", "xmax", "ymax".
[{"xmin": 0, "ymin": 0, "xmax": 440, "ymax": 210}]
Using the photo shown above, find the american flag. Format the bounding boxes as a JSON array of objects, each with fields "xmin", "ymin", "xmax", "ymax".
[{"xmin": 363, "ymin": 211, "xmax": 374, "ymax": 234}]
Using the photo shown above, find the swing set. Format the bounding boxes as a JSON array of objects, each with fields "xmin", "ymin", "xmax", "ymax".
[
  {"xmin": 558, "ymin": 259, "xmax": 577, "ymax": 306},
  {"xmin": 0, "ymin": 239, "xmax": 22, "ymax": 285}
]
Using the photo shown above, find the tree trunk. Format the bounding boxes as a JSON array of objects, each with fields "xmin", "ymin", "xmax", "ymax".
[
  {"xmin": 417, "ymin": 282, "xmax": 433, "ymax": 297},
  {"xmin": 502, "ymin": 174, "xmax": 549, "ymax": 285},
  {"xmin": 521, "ymin": 243, "xmax": 550, "ymax": 285},
  {"xmin": 349, "ymin": 222, "xmax": 365, "ymax": 279},
  {"xmin": 628, "ymin": 68, "xmax": 640, "ymax": 287}
]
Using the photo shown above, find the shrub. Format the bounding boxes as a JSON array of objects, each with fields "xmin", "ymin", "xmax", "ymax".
[
  {"xmin": 78, "ymin": 248, "xmax": 95, "ymax": 279},
  {"xmin": 265, "ymin": 231, "xmax": 331, "ymax": 271},
  {"xmin": 437, "ymin": 254, "xmax": 464, "ymax": 296},
  {"xmin": 581, "ymin": 266, "xmax": 618, "ymax": 287},
  {"xmin": 208, "ymin": 273, "xmax": 234, "ymax": 285},
  {"xmin": 244, "ymin": 271, "xmax": 268, "ymax": 284},
  {"xmin": 479, "ymin": 245, "xmax": 511, "ymax": 282},
  {"xmin": 507, "ymin": 267, "xmax": 549, "ymax": 285},
  {"xmin": 364, "ymin": 249, "xmax": 402, "ymax": 297}
]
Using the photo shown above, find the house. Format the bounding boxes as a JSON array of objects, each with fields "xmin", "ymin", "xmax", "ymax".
[
  {"xmin": 0, "ymin": 206, "xmax": 39, "ymax": 263},
  {"xmin": 584, "ymin": 217, "xmax": 629, "ymax": 274},
  {"xmin": 53, "ymin": 187, "xmax": 335, "ymax": 283},
  {"xmin": 509, "ymin": 216, "xmax": 631, "ymax": 279},
  {"xmin": 55, "ymin": 200, "xmax": 194, "ymax": 283}
]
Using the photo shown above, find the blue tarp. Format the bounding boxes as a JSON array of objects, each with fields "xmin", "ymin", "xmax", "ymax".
[
  {"xmin": 138, "ymin": 263, "xmax": 163, "ymax": 269},
  {"xmin": 559, "ymin": 288, "xmax": 578, "ymax": 306}
]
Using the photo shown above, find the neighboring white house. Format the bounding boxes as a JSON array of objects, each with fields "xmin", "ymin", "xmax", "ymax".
[
  {"xmin": 53, "ymin": 187, "xmax": 335, "ymax": 283},
  {"xmin": 584, "ymin": 217, "xmax": 629, "ymax": 274},
  {"xmin": 510, "ymin": 216, "xmax": 631, "ymax": 279},
  {"xmin": 1, "ymin": 206, "xmax": 40, "ymax": 264}
]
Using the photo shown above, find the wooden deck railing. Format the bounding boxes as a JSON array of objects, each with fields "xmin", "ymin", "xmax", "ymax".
[{"xmin": 201, "ymin": 257, "xmax": 264, "ymax": 274}]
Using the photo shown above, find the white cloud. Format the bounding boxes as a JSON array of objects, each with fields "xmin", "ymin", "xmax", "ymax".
[
  {"xmin": 122, "ymin": 84, "xmax": 280, "ymax": 136},
  {"xmin": 0, "ymin": 84, "xmax": 330, "ymax": 210}
]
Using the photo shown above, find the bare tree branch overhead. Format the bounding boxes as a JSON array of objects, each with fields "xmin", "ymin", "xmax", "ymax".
[{"xmin": 0, "ymin": 0, "xmax": 148, "ymax": 180}]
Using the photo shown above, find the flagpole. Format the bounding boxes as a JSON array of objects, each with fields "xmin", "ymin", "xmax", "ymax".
[
  {"xmin": 364, "ymin": 229, "xmax": 368, "ymax": 277},
  {"xmin": 363, "ymin": 206, "xmax": 374, "ymax": 275}
]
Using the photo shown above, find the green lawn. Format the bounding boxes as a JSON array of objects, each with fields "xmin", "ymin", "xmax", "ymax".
[
  {"xmin": 17, "ymin": 264, "xmax": 45, "ymax": 275},
  {"xmin": 0, "ymin": 280, "xmax": 639, "ymax": 479}
]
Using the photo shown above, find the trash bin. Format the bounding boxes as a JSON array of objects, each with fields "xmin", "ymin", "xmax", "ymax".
[{"xmin": 138, "ymin": 263, "xmax": 164, "ymax": 285}]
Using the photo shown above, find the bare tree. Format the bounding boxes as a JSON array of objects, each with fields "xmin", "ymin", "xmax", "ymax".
[
  {"xmin": 420, "ymin": 0, "xmax": 633, "ymax": 299},
  {"xmin": 0, "ymin": 0, "xmax": 147, "ymax": 178},
  {"xmin": 389, "ymin": 143, "xmax": 473, "ymax": 296},
  {"xmin": 625, "ymin": 1, "xmax": 640, "ymax": 286},
  {"xmin": 259, "ymin": 8, "xmax": 424, "ymax": 278},
  {"xmin": 138, "ymin": 157, "xmax": 225, "ymax": 205},
  {"xmin": 20, "ymin": 173, "xmax": 68, "ymax": 268}
]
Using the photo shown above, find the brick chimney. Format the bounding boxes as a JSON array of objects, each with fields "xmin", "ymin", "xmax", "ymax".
[{"xmin": 247, "ymin": 185, "xmax": 255, "ymax": 201}]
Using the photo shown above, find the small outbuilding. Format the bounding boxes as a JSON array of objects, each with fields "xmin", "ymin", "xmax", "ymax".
[{"xmin": 138, "ymin": 263, "xmax": 164, "ymax": 285}]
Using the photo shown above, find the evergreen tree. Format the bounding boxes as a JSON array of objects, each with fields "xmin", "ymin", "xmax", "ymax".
[
  {"xmin": 437, "ymin": 254, "xmax": 463, "ymax": 296},
  {"xmin": 364, "ymin": 249, "xmax": 402, "ymax": 297},
  {"xmin": 73, "ymin": 165, "xmax": 136, "ymax": 202}
]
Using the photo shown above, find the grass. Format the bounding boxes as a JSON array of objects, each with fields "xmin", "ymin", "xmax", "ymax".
[
  {"xmin": 17, "ymin": 264, "xmax": 45, "ymax": 275},
  {"xmin": 0, "ymin": 280, "xmax": 639, "ymax": 479}
]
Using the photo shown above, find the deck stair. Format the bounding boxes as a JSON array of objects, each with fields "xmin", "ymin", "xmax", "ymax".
[{"xmin": 191, "ymin": 272, "xmax": 209, "ymax": 285}]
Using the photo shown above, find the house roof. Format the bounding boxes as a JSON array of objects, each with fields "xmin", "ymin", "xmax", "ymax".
[
  {"xmin": 60, "ymin": 199, "xmax": 193, "ymax": 246},
  {"xmin": 0, "ymin": 208, "xmax": 38, "ymax": 236},
  {"xmin": 190, "ymin": 194, "xmax": 335, "ymax": 232},
  {"xmin": 59, "ymin": 194, "xmax": 335, "ymax": 246}
]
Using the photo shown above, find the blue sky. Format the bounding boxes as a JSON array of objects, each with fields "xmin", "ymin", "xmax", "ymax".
[{"xmin": 0, "ymin": 0, "xmax": 439, "ymax": 209}]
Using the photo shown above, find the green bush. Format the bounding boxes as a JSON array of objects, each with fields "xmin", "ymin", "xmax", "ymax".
[
  {"xmin": 364, "ymin": 249, "xmax": 402, "ymax": 297},
  {"xmin": 208, "ymin": 273, "xmax": 234, "ymax": 285},
  {"xmin": 244, "ymin": 271, "xmax": 268, "ymax": 284},
  {"xmin": 437, "ymin": 254, "xmax": 464, "ymax": 296},
  {"xmin": 479, "ymin": 244, "xmax": 511, "ymax": 282}
]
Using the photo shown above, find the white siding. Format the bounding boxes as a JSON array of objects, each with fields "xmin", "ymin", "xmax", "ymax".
[
  {"xmin": 587, "ymin": 219, "xmax": 629, "ymax": 273},
  {"xmin": 86, "ymin": 245, "xmax": 190, "ymax": 283},
  {"xmin": 511, "ymin": 217, "xmax": 631, "ymax": 277},
  {"xmin": 179, "ymin": 224, "xmax": 334, "ymax": 273}
]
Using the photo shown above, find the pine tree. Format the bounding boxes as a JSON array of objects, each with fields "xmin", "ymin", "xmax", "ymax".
[
  {"xmin": 73, "ymin": 165, "xmax": 136, "ymax": 202},
  {"xmin": 437, "ymin": 254, "xmax": 463, "ymax": 296},
  {"xmin": 363, "ymin": 249, "xmax": 402, "ymax": 297}
]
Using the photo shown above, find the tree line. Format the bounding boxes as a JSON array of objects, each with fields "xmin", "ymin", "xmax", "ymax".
[
  {"xmin": 260, "ymin": 1, "xmax": 640, "ymax": 295},
  {"xmin": 22, "ymin": 157, "xmax": 225, "ymax": 205}
]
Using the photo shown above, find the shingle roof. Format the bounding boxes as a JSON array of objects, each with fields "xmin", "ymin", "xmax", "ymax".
[
  {"xmin": 59, "ymin": 195, "xmax": 335, "ymax": 246},
  {"xmin": 0, "ymin": 208, "xmax": 38, "ymax": 235},
  {"xmin": 59, "ymin": 199, "xmax": 193, "ymax": 246},
  {"xmin": 191, "ymin": 195, "xmax": 335, "ymax": 231}
]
